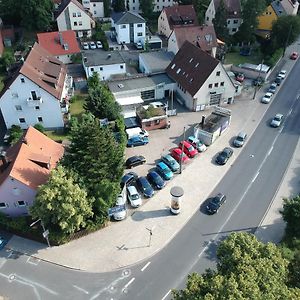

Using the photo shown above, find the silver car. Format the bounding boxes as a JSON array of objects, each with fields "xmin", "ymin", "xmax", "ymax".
[
  {"xmin": 113, "ymin": 194, "xmax": 127, "ymax": 221},
  {"xmin": 261, "ymin": 92, "xmax": 273, "ymax": 104},
  {"xmin": 270, "ymin": 114, "xmax": 283, "ymax": 127},
  {"xmin": 233, "ymin": 132, "xmax": 247, "ymax": 147},
  {"xmin": 127, "ymin": 185, "xmax": 142, "ymax": 208}
]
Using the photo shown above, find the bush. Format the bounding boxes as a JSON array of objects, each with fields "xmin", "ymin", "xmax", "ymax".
[
  {"xmin": 33, "ymin": 123, "xmax": 45, "ymax": 133},
  {"xmin": 265, "ymin": 48, "xmax": 283, "ymax": 67},
  {"xmin": 8, "ymin": 125, "xmax": 23, "ymax": 145}
]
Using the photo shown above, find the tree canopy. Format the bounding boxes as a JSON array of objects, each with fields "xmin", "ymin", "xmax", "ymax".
[
  {"xmin": 192, "ymin": 0, "xmax": 210, "ymax": 25},
  {"xmin": 213, "ymin": 0, "xmax": 229, "ymax": 42},
  {"xmin": 30, "ymin": 166, "xmax": 93, "ymax": 234},
  {"xmin": 112, "ymin": 0, "xmax": 125, "ymax": 12},
  {"xmin": 173, "ymin": 233, "xmax": 300, "ymax": 299},
  {"xmin": 140, "ymin": 0, "xmax": 154, "ymax": 20}
]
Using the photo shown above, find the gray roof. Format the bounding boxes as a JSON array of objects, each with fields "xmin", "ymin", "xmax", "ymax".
[
  {"xmin": 108, "ymin": 74, "xmax": 174, "ymax": 94},
  {"xmin": 139, "ymin": 51, "xmax": 174, "ymax": 73},
  {"xmin": 82, "ymin": 50, "xmax": 125, "ymax": 67},
  {"xmin": 111, "ymin": 11, "xmax": 145, "ymax": 25},
  {"xmin": 271, "ymin": 1, "xmax": 287, "ymax": 17}
]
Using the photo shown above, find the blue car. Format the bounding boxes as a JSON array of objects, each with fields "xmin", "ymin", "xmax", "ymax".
[
  {"xmin": 161, "ymin": 154, "xmax": 180, "ymax": 172},
  {"xmin": 136, "ymin": 176, "xmax": 154, "ymax": 198},
  {"xmin": 156, "ymin": 162, "xmax": 173, "ymax": 180},
  {"xmin": 0, "ymin": 237, "xmax": 7, "ymax": 250},
  {"xmin": 127, "ymin": 136, "xmax": 149, "ymax": 147},
  {"xmin": 147, "ymin": 171, "xmax": 165, "ymax": 189}
]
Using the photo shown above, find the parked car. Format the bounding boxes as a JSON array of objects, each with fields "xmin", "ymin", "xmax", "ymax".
[
  {"xmin": 147, "ymin": 171, "xmax": 165, "ymax": 189},
  {"xmin": 89, "ymin": 41, "xmax": 97, "ymax": 49},
  {"xmin": 233, "ymin": 132, "xmax": 247, "ymax": 147},
  {"xmin": 235, "ymin": 73, "xmax": 245, "ymax": 82},
  {"xmin": 127, "ymin": 185, "xmax": 142, "ymax": 207},
  {"xmin": 96, "ymin": 41, "xmax": 103, "ymax": 48},
  {"xmin": 121, "ymin": 172, "xmax": 138, "ymax": 188},
  {"xmin": 216, "ymin": 147, "xmax": 233, "ymax": 165},
  {"xmin": 156, "ymin": 161, "xmax": 173, "ymax": 180},
  {"xmin": 187, "ymin": 136, "xmax": 207, "ymax": 152},
  {"xmin": 261, "ymin": 92, "xmax": 273, "ymax": 104},
  {"xmin": 171, "ymin": 148, "xmax": 189, "ymax": 163},
  {"xmin": 83, "ymin": 42, "xmax": 89, "ymax": 50},
  {"xmin": 290, "ymin": 51, "xmax": 298, "ymax": 60},
  {"xmin": 161, "ymin": 154, "xmax": 180, "ymax": 172},
  {"xmin": 179, "ymin": 141, "xmax": 198, "ymax": 158},
  {"xmin": 135, "ymin": 42, "xmax": 143, "ymax": 49},
  {"xmin": 0, "ymin": 236, "xmax": 7, "ymax": 250},
  {"xmin": 126, "ymin": 127, "xmax": 149, "ymax": 139},
  {"xmin": 113, "ymin": 194, "xmax": 127, "ymax": 221},
  {"xmin": 275, "ymin": 75, "xmax": 283, "ymax": 86},
  {"xmin": 268, "ymin": 82, "xmax": 277, "ymax": 94},
  {"xmin": 278, "ymin": 70, "xmax": 287, "ymax": 79},
  {"xmin": 270, "ymin": 113, "xmax": 284, "ymax": 128},
  {"xmin": 125, "ymin": 155, "xmax": 146, "ymax": 168},
  {"xmin": 127, "ymin": 136, "xmax": 149, "ymax": 147},
  {"xmin": 136, "ymin": 176, "xmax": 154, "ymax": 198},
  {"xmin": 206, "ymin": 193, "xmax": 226, "ymax": 214}
]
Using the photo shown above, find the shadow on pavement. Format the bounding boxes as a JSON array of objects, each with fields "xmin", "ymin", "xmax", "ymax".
[{"xmin": 130, "ymin": 208, "xmax": 172, "ymax": 221}]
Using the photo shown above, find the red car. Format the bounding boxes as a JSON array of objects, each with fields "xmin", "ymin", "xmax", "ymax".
[
  {"xmin": 290, "ymin": 52, "xmax": 298, "ymax": 60},
  {"xmin": 171, "ymin": 148, "xmax": 189, "ymax": 163},
  {"xmin": 179, "ymin": 141, "xmax": 198, "ymax": 158}
]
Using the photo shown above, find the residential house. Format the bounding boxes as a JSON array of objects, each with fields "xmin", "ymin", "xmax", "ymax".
[
  {"xmin": 0, "ymin": 126, "xmax": 64, "ymax": 217},
  {"xmin": 37, "ymin": 30, "xmax": 81, "ymax": 64},
  {"xmin": 111, "ymin": 11, "xmax": 146, "ymax": 44},
  {"xmin": 166, "ymin": 41, "xmax": 236, "ymax": 111},
  {"xmin": 53, "ymin": 0, "xmax": 62, "ymax": 8},
  {"xmin": 158, "ymin": 5, "xmax": 198, "ymax": 37},
  {"xmin": 82, "ymin": 0, "xmax": 104, "ymax": 19},
  {"xmin": 205, "ymin": 0, "xmax": 242, "ymax": 35},
  {"xmin": 126, "ymin": 0, "xmax": 175, "ymax": 14},
  {"xmin": 257, "ymin": 0, "xmax": 298, "ymax": 34},
  {"xmin": 139, "ymin": 51, "xmax": 174, "ymax": 74},
  {"xmin": 0, "ymin": 43, "xmax": 73, "ymax": 130},
  {"xmin": 0, "ymin": 18, "xmax": 3, "ymax": 57},
  {"xmin": 82, "ymin": 50, "xmax": 126, "ymax": 80},
  {"xmin": 167, "ymin": 25, "xmax": 218, "ymax": 57},
  {"xmin": 55, "ymin": 0, "xmax": 95, "ymax": 38}
]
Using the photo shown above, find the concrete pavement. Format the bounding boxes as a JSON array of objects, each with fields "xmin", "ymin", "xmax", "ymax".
[{"xmin": 5, "ymin": 43, "xmax": 300, "ymax": 273}]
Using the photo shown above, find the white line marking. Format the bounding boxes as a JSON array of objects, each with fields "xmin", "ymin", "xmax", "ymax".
[
  {"xmin": 73, "ymin": 284, "xmax": 89, "ymax": 294},
  {"xmin": 162, "ymin": 289, "xmax": 171, "ymax": 300},
  {"xmin": 141, "ymin": 261, "xmax": 151, "ymax": 272},
  {"xmin": 26, "ymin": 257, "xmax": 40, "ymax": 265},
  {"xmin": 267, "ymin": 146, "xmax": 273, "ymax": 156},
  {"xmin": 122, "ymin": 277, "xmax": 135, "ymax": 291},
  {"xmin": 252, "ymin": 172, "xmax": 259, "ymax": 183},
  {"xmin": 287, "ymin": 108, "xmax": 293, "ymax": 116},
  {"xmin": 199, "ymin": 241, "xmax": 211, "ymax": 257}
]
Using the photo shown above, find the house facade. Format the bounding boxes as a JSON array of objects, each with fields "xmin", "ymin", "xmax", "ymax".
[
  {"xmin": 82, "ymin": 0, "xmax": 104, "ymax": 19},
  {"xmin": 167, "ymin": 25, "xmax": 217, "ymax": 57},
  {"xmin": 111, "ymin": 11, "xmax": 146, "ymax": 44},
  {"xmin": 56, "ymin": 0, "xmax": 95, "ymax": 38},
  {"xmin": 37, "ymin": 30, "xmax": 81, "ymax": 64},
  {"xmin": 82, "ymin": 50, "xmax": 126, "ymax": 80},
  {"xmin": 166, "ymin": 41, "xmax": 236, "ymax": 111},
  {"xmin": 205, "ymin": 0, "xmax": 242, "ymax": 35},
  {"xmin": 126, "ymin": 0, "xmax": 175, "ymax": 13},
  {"xmin": 0, "ymin": 43, "xmax": 72, "ymax": 130},
  {"xmin": 0, "ymin": 127, "xmax": 64, "ymax": 217},
  {"xmin": 158, "ymin": 5, "xmax": 198, "ymax": 37}
]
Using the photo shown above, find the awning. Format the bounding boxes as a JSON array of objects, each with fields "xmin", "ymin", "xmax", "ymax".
[{"xmin": 116, "ymin": 96, "xmax": 144, "ymax": 106}]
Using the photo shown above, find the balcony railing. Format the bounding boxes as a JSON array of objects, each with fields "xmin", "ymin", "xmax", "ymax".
[{"xmin": 27, "ymin": 97, "xmax": 43, "ymax": 106}]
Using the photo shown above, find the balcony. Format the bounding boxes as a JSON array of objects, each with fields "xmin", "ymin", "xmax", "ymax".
[{"xmin": 27, "ymin": 97, "xmax": 43, "ymax": 107}]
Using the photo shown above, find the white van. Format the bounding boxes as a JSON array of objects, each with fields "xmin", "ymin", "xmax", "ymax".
[{"xmin": 126, "ymin": 127, "xmax": 149, "ymax": 139}]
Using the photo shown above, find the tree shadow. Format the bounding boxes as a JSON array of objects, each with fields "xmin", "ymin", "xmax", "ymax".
[{"xmin": 130, "ymin": 207, "xmax": 173, "ymax": 222}]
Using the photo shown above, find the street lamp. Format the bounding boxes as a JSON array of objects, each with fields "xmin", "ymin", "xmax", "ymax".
[
  {"xmin": 30, "ymin": 219, "xmax": 51, "ymax": 248},
  {"xmin": 179, "ymin": 126, "xmax": 186, "ymax": 174}
]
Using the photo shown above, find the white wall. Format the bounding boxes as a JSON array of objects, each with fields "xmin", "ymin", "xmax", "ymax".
[
  {"xmin": 167, "ymin": 30, "xmax": 178, "ymax": 54},
  {"xmin": 116, "ymin": 24, "xmax": 130, "ymax": 44},
  {"xmin": 126, "ymin": 0, "xmax": 174, "ymax": 13},
  {"xmin": 55, "ymin": 54, "xmax": 73, "ymax": 64},
  {"xmin": 158, "ymin": 10, "xmax": 171, "ymax": 37},
  {"xmin": 133, "ymin": 22, "xmax": 145, "ymax": 43},
  {"xmin": 227, "ymin": 18, "xmax": 242, "ymax": 35},
  {"xmin": 0, "ymin": 74, "xmax": 65, "ymax": 129},
  {"xmin": 205, "ymin": 0, "xmax": 215, "ymax": 26},
  {"xmin": 82, "ymin": 0, "xmax": 104, "ymax": 18},
  {"xmin": 84, "ymin": 62, "xmax": 126, "ymax": 80}
]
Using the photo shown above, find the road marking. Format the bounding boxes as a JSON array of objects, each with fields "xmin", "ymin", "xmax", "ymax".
[
  {"xmin": 27, "ymin": 257, "xmax": 40, "ymax": 265},
  {"xmin": 252, "ymin": 172, "xmax": 259, "ymax": 183},
  {"xmin": 162, "ymin": 289, "xmax": 171, "ymax": 300},
  {"xmin": 287, "ymin": 108, "xmax": 293, "ymax": 116},
  {"xmin": 73, "ymin": 284, "xmax": 89, "ymax": 294},
  {"xmin": 122, "ymin": 277, "xmax": 135, "ymax": 292},
  {"xmin": 267, "ymin": 146, "xmax": 273, "ymax": 156},
  {"xmin": 141, "ymin": 261, "xmax": 151, "ymax": 272},
  {"xmin": 199, "ymin": 241, "xmax": 211, "ymax": 257}
]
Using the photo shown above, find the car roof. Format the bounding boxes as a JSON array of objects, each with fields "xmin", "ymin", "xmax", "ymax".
[
  {"xmin": 181, "ymin": 140, "xmax": 192, "ymax": 147},
  {"xmin": 163, "ymin": 154, "xmax": 172, "ymax": 160},
  {"xmin": 275, "ymin": 113, "xmax": 283, "ymax": 118},
  {"xmin": 149, "ymin": 170, "xmax": 158, "ymax": 176},
  {"xmin": 158, "ymin": 161, "xmax": 168, "ymax": 168},
  {"xmin": 127, "ymin": 185, "xmax": 138, "ymax": 193},
  {"xmin": 116, "ymin": 194, "xmax": 125, "ymax": 205},
  {"xmin": 265, "ymin": 92, "xmax": 272, "ymax": 96},
  {"xmin": 224, "ymin": 147, "xmax": 232, "ymax": 152},
  {"xmin": 173, "ymin": 148, "xmax": 182, "ymax": 153}
]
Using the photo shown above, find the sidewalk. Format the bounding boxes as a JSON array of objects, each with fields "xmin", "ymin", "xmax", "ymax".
[{"xmin": 6, "ymin": 43, "xmax": 300, "ymax": 272}]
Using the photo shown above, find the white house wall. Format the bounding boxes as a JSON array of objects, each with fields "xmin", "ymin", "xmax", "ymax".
[
  {"xmin": 0, "ymin": 74, "xmax": 64, "ymax": 129},
  {"xmin": 126, "ymin": 0, "xmax": 174, "ymax": 13},
  {"xmin": 84, "ymin": 63, "xmax": 126, "ymax": 80},
  {"xmin": 167, "ymin": 31, "xmax": 178, "ymax": 54},
  {"xmin": 205, "ymin": 0, "xmax": 215, "ymax": 25},
  {"xmin": 227, "ymin": 18, "xmax": 242, "ymax": 35},
  {"xmin": 116, "ymin": 24, "xmax": 130, "ymax": 44},
  {"xmin": 133, "ymin": 23, "xmax": 146, "ymax": 43},
  {"xmin": 55, "ymin": 54, "xmax": 73, "ymax": 64},
  {"xmin": 158, "ymin": 10, "xmax": 171, "ymax": 37}
]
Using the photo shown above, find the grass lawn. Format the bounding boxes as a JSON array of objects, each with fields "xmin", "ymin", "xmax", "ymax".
[
  {"xmin": 70, "ymin": 94, "xmax": 86, "ymax": 118},
  {"xmin": 101, "ymin": 22, "xmax": 111, "ymax": 31},
  {"xmin": 224, "ymin": 51, "xmax": 263, "ymax": 65},
  {"xmin": 45, "ymin": 130, "xmax": 70, "ymax": 142}
]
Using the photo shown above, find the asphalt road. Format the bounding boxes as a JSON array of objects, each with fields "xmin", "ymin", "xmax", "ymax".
[{"xmin": 0, "ymin": 63, "xmax": 299, "ymax": 299}]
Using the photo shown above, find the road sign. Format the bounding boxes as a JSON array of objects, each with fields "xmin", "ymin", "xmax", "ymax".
[{"xmin": 108, "ymin": 204, "xmax": 126, "ymax": 216}]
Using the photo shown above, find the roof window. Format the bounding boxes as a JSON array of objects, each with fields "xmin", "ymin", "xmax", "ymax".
[
  {"xmin": 171, "ymin": 63, "xmax": 176, "ymax": 69},
  {"xmin": 176, "ymin": 68, "xmax": 181, "ymax": 74},
  {"xmin": 189, "ymin": 58, "xmax": 194, "ymax": 63}
]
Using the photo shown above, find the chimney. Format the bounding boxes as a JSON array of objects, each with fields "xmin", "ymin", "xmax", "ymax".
[
  {"xmin": 201, "ymin": 115, "xmax": 206, "ymax": 129},
  {"xmin": 58, "ymin": 32, "xmax": 64, "ymax": 45}
]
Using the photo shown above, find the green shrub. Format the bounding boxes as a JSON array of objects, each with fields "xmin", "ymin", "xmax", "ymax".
[
  {"xmin": 33, "ymin": 123, "xmax": 45, "ymax": 133},
  {"xmin": 8, "ymin": 125, "xmax": 23, "ymax": 145}
]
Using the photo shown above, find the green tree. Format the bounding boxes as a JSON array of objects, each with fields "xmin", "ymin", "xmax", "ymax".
[
  {"xmin": 213, "ymin": 0, "xmax": 229, "ymax": 42},
  {"xmin": 288, "ymin": 250, "xmax": 300, "ymax": 288},
  {"xmin": 173, "ymin": 233, "xmax": 300, "ymax": 299},
  {"xmin": 30, "ymin": 166, "xmax": 93, "ymax": 234},
  {"xmin": 112, "ymin": 0, "xmax": 125, "ymax": 12},
  {"xmin": 0, "ymin": 49, "xmax": 15, "ymax": 71},
  {"xmin": 84, "ymin": 74, "xmax": 121, "ymax": 120},
  {"xmin": 140, "ymin": 0, "xmax": 154, "ymax": 20},
  {"xmin": 33, "ymin": 123, "xmax": 45, "ymax": 133},
  {"xmin": 193, "ymin": 0, "xmax": 210, "ymax": 24},
  {"xmin": 8, "ymin": 125, "xmax": 23, "ymax": 145},
  {"xmin": 103, "ymin": 0, "xmax": 111, "ymax": 17},
  {"xmin": 281, "ymin": 196, "xmax": 300, "ymax": 239}
]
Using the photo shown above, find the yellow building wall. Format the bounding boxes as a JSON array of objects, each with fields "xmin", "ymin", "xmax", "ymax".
[{"xmin": 257, "ymin": 5, "xmax": 278, "ymax": 31}]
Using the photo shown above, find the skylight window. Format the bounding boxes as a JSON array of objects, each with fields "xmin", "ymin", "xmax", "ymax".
[
  {"xmin": 176, "ymin": 68, "xmax": 181, "ymax": 74},
  {"xmin": 195, "ymin": 63, "xmax": 199, "ymax": 68},
  {"xmin": 189, "ymin": 58, "xmax": 194, "ymax": 63},
  {"xmin": 190, "ymin": 78, "xmax": 194, "ymax": 83},
  {"xmin": 171, "ymin": 64, "xmax": 176, "ymax": 69}
]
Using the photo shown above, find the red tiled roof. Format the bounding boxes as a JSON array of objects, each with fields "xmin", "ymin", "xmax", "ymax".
[
  {"xmin": 166, "ymin": 41, "xmax": 219, "ymax": 97},
  {"xmin": 37, "ymin": 30, "xmax": 80, "ymax": 56},
  {"xmin": 19, "ymin": 43, "xmax": 67, "ymax": 100},
  {"xmin": 172, "ymin": 25, "xmax": 217, "ymax": 53},
  {"xmin": 0, "ymin": 127, "xmax": 64, "ymax": 189}
]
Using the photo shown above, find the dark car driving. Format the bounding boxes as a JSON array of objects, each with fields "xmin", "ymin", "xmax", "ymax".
[
  {"xmin": 147, "ymin": 171, "xmax": 165, "ymax": 189},
  {"xmin": 136, "ymin": 176, "xmax": 154, "ymax": 198},
  {"xmin": 206, "ymin": 193, "xmax": 226, "ymax": 214},
  {"xmin": 216, "ymin": 147, "xmax": 233, "ymax": 165},
  {"xmin": 125, "ymin": 155, "xmax": 146, "ymax": 168}
]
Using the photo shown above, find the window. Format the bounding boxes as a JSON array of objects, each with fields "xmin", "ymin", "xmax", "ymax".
[
  {"xmin": 37, "ymin": 117, "xmax": 43, "ymax": 122},
  {"xmin": 35, "ymin": 106, "xmax": 40, "ymax": 110},
  {"xmin": 0, "ymin": 203, "xmax": 6, "ymax": 208},
  {"xmin": 171, "ymin": 63, "xmax": 176, "ymax": 69},
  {"xmin": 19, "ymin": 118, "xmax": 26, "ymax": 123},
  {"xmin": 94, "ymin": 10, "xmax": 96, "ymax": 14},
  {"xmin": 15, "ymin": 105, "xmax": 22, "ymax": 111},
  {"xmin": 233, "ymin": 19, "xmax": 238, "ymax": 24},
  {"xmin": 176, "ymin": 68, "xmax": 181, "ymax": 74},
  {"xmin": 189, "ymin": 58, "xmax": 194, "ymax": 63},
  {"xmin": 133, "ymin": 0, "xmax": 135, "ymax": 2},
  {"xmin": 77, "ymin": 12, "xmax": 81, "ymax": 17},
  {"xmin": 206, "ymin": 17, "xmax": 209, "ymax": 21},
  {"xmin": 73, "ymin": 13, "xmax": 76, "ymax": 17},
  {"xmin": 90, "ymin": 67, "xmax": 94, "ymax": 72},
  {"xmin": 154, "ymin": 119, "xmax": 160, "ymax": 125},
  {"xmin": 137, "ymin": 24, "xmax": 143, "ymax": 27},
  {"xmin": 216, "ymin": 71, "xmax": 220, "ymax": 76},
  {"xmin": 93, "ymin": 3, "xmax": 96, "ymax": 6},
  {"xmin": 100, "ymin": 67, "xmax": 103, "ymax": 71},
  {"xmin": 232, "ymin": 28, "xmax": 237, "ymax": 32},
  {"xmin": 220, "ymin": 82, "xmax": 224, "ymax": 86},
  {"xmin": 18, "ymin": 201, "xmax": 26, "ymax": 207},
  {"xmin": 208, "ymin": 84, "xmax": 212, "ymax": 88},
  {"xmin": 214, "ymin": 83, "xmax": 218, "ymax": 87},
  {"xmin": 157, "ymin": 5, "xmax": 159, "ymax": 9},
  {"xmin": 121, "ymin": 25, "xmax": 126, "ymax": 29},
  {"xmin": 21, "ymin": 78, "xmax": 25, "ymax": 83},
  {"xmin": 137, "ymin": 32, "xmax": 143, "ymax": 36},
  {"xmin": 133, "ymin": 6, "xmax": 135, "ymax": 10},
  {"xmin": 120, "ymin": 65, "xmax": 124, "ymax": 69},
  {"xmin": 79, "ymin": 21, "xmax": 82, "ymax": 26},
  {"xmin": 227, "ymin": 20, "xmax": 230, "ymax": 24},
  {"xmin": 74, "ymin": 21, "xmax": 78, "ymax": 26}
]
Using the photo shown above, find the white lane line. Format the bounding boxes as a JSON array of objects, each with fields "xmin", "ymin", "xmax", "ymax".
[
  {"xmin": 199, "ymin": 241, "xmax": 211, "ymax": 257},
  {"xmin": 162, "ymin": 289, "xmax": 171, "ymax": 300},
  {"xmin": 287, "ymin": 108, "xmax": 293, "ymax": 116},
  {"xmin": 73, "ymin": 284, "xmax": 89, "ymax": 294},
  {"xmin": 122, "ymin": 277, "xmax": 135, "ymax": 291},
  {"xmin": 252, "ymin": 172, "xmax": 259, "ymax": 183},
  {"xmin": 267, "ymin": 146, "xmax": 273, "ymax": 156},
  {"xmin": 141, "ymin": 261, "xmax": 151, "ymax": 272}
]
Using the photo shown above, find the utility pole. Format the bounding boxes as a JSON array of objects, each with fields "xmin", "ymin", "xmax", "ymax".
[
  {"xmin": 179, "ymin": 126, "xmax": 186, "ymax": 174},
  {"xmin": 146, "ymin": 227, "xmax": 154, "ymax": 247}
]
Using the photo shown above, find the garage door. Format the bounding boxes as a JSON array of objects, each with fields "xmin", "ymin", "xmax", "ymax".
[
  {"xmin": 141, "ymin": 89, "xmax": 155, "ymax": 100},
  {"xmin": 209, "ymin": 93, "xmax": 221, "ymax": 105}
]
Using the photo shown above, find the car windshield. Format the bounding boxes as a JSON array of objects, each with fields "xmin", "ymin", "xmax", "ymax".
[
  {"xmin": 236, "ymin": 136, "xmax": 244, "ymax": 142},
  {"xmin": 131, "ymin": 194, "xmax": 139, "ymax": 200},
  {"xmin": 187, "ymin": 145, "xmax": 194, "ymax": 152},
  {"xmin": 274, "ymin": 116, "xmax": 281, "ymax": 121},
  {"xmin": 220, "ymin": 151, "xmax": 227, "ymax": 158},
  {"xmin": 265, "ymin": 94, "xmax": 271, "ymax": 98}
]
